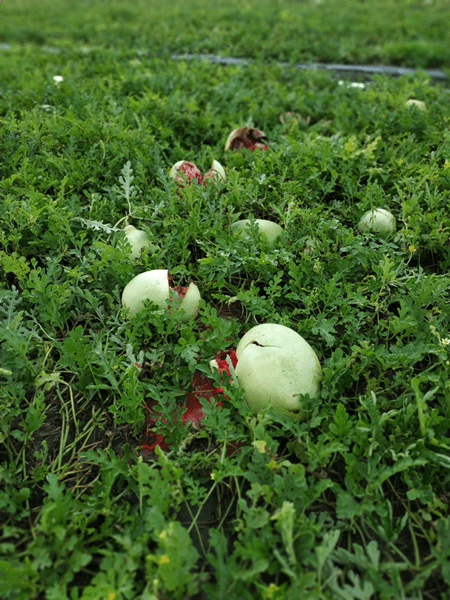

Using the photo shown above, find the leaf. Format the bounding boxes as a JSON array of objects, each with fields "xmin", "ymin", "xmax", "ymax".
[
  {"xmin": 0, "ymin": 251, "xmax": 30, "ymax": 280},
  {"xmin": 340, "ymin": 570, "xmax": 375, "ymax": 600},
  {"xmin": 334, "ymin": 541, "xmax": 380, "ymax": 572},
  {"xmin": 204, "ymin": 529, "xmax": 233, "ymax": 598},
  {"xmin": 23, "ymin": 391, "xmax": 46, "ymax": 437},
  {"xmin": 0, "ymin": 558, "xmax": 37, "ymax": 593},
  {"xmin": 311, "ymin": 313, "xmax": 337, "ymax": 346},
  {"xmin": 315, "ymin": 529, "xmax": 340, "ymax": 571},
  {"xmin": 432, "ymin": 517, "xmax": 450, "ymax": 584},
  {"xmin": 76, "ymin": 218, "xmax": 120, "ymax": 233},
  {"xmin": 153, "ymin": 521, "xmax": 199, "ymax": 596},
  {"xmin": 336, "ymin": 490, "xmax": 371, "ymax": 520},
  {"xmin": 329, "ymin": 402, "xmax": 353, "ymax": 439},
  {"xmin": 35, "ymin": 371, "xmax": 63, "ymax": 391},
  {"xmin": 117, "ymin": 160, "xmax": 136, "ymax": 202},
  {"xmin": 43, "ymin": 473, "xmax": 65, "ymax": 504},
  {"xmin": 271, "ymin": 501, "xmax": 296, "ymax": 565}
]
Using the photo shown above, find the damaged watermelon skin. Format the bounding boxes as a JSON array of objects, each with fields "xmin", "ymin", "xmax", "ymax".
[
  {"xmin": 170, "ymin": 161, "xmax": 204, "ymax": 187},
  {"xmin": 225, "ymin": 126, "xmax": 269, "ymax": 151}
]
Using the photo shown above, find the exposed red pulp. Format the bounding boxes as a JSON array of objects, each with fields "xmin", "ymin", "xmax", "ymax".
[
  {"xmin": 139, "ymin": 350, "xmax": 238, "ymax": 456},
  {"xmin": 173, "ymin": 161, "xmax": 204, "ymax": 187},
  {"xmin": 227, "ymin": 127, "xmax": 269, "ymax": 152}
]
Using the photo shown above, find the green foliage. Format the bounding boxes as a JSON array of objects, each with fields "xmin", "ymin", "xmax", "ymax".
[
  {"xmin": 2, "ymin": 0, "xmax": 450, "ymax": 68},
  {"xmin": 2, "ymin": 2, "xmax": 450, "ymax": 598}
]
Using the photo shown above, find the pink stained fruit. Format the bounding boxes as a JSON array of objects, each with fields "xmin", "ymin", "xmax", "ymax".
[
  {"xmin": 203, "ymin": 159, "xmax": 227, "ymax": 184},
  {"xmin": 140, "ymin": 350, "xmax": 238, "ymax": 455},
  {"xmin": 225, "ymin": 126, "xmax": 269, "ymax": 151},
  {"xmin": 169, "ymin": 160, "xmax": 204, "ymax": 187},
  {"xmin": 121, "ymin": 269, "xmax": 201, "ymax": 321}
]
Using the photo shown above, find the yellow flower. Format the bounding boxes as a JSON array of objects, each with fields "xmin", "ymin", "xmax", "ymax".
[
  {"xmin": 408, "ymin": 244, "xmax": 416, "ymax": 253},
  {"xmin": 159, "ymin": 554, "xmax": 170, "ymax": 564}
]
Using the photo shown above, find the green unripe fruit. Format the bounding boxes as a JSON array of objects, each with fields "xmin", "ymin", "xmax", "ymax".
[
  {"xmin": 357, "ymin": 208, "xmax": 396, "ymax": 237},
  {"xmin": 231, "ymin": 219, "xmax": 283, "ymax": 248}
]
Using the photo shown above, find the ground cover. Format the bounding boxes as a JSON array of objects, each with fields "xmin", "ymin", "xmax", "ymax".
[
  {"xmin": 2, "ymin": 0, "xmax": 450, "ymax": 68},
  {"xmin": 2, "ymin": 1, "xmax": 450, "ymax": 599}
]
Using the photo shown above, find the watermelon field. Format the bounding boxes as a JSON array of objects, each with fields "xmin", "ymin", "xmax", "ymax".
[{"xmin": 2, "ymin": 1, "xmax": 450, "ymax": 598}]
